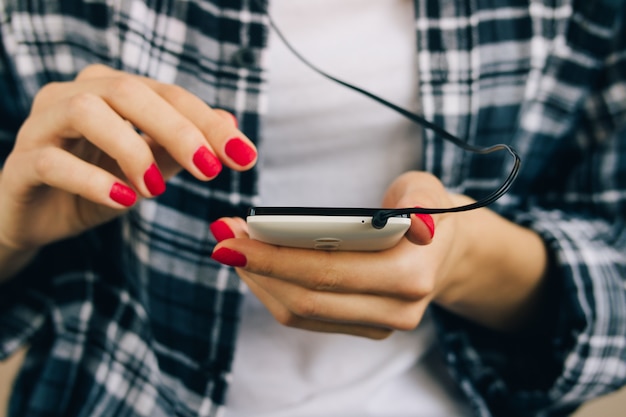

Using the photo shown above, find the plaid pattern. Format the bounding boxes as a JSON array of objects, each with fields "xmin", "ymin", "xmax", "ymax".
[{"xmin": 0, "ymin": 1, "xmax": 625, "ymax": 416}]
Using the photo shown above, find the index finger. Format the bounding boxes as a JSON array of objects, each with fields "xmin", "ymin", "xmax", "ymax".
[
  {"xmin": 78, "ymin": 65, "xmax": 257, "ymax": 173},
  {"xmin": 147, "ymin": 81, "xmax": 258, "ymax": 170},
  {"xmin": 211, "ymin": 218, "xmax": 431, "ymax": 300}
]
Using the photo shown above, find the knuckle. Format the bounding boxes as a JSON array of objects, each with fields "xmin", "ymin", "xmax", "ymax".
[
  {"xmin": 367, "ymin": 328, "xmax": 394, "ymax": 340},
  {"xmin": 310, "ymin": 273, "xmax": 340, "ymax": 292},
  {"xmin": 15, "ymin": 118, "xmax": 38, "ymax": 149},
  {"xmin": 105, "ymin": 75, "xmax": 142, "ymax": 101},
  {"xmin": 393, "ymin": 256, "xmax": 413, "ymax": 279},
  {"xmin": 310, "ymin": 253, "xmax": 341, "ymax": 291},
  {"xmin": 274, "ymin": 309, "xmax": 301, "ymax": 328},
  {"xmin": 393, "ymin": 259, "xmax": 434, "ymax": 300},
  {"xmin": 34, "ymin": 82, "xmax": 64, "ymax": 107},
  {"xmin": 33, "ymin": 148, "xmax": 57, "ymax": 179},
  {"xmin": 387, "ymin": 305, "xmax": 424, "ymax": 331},
  {"xmin": 253, "ymin": 245, "xmax": 285, "ymax": 277},
  {"xmin": 254, "ymin": 259, "xmax": 276, "ymax": 279},
  {"xmin": 77, "ymin": 63, "xmax": 112, "ymax": 80},
  {"xmin": 290, "ymin": 293, "xmax": 320, "ymax": 318},
  {"xmin": 171, "ymin": 123, "xmax": 203, "ymax": 144},
  {"xmin": 65, "ymin": 92, "xmax": 100, "ymax": 123},
  {"xmin": 390, "ymin": 316, "xmax": 419, "ymax": 332},
  {"xmin": 400, "ymin": 278, "xmax": 435, "ymax": 301},
  {"xmin": 160, "ymin": 84, "xmax": 191, "ymax": 107}
]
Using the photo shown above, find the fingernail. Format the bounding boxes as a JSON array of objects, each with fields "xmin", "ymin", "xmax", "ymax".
[
  {"xmin": 414, "ymin": 207, "xmax": 435, "ymax": 239},
  {"xmin": 212, "ymin": 247, "xmax": 247, "ymax": 267},
  {"xmin": 210, "ymin": 220, "xmax": 235, "ymax": 243},
  {"xmin": 225, "ymin": 138, "xmax": 257, "ymax": 166},
  {"xmin": 193, "ymin": 146, "xmax": 223, "ymax": 178},
  {"xmin": 143, "ymin": 163, "xmax": 166, "ymax": 196},
  {"xmin": 110, "ymin": 182, "xmax": 137, "ymax": 207}
]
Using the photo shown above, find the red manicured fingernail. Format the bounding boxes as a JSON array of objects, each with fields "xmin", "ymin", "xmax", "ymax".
[
  {"xmin": 225, "ymin": 138, "xmax": 257, "ymax": 166},
  {"xmin": 414, "ymin": 207, "xmax": 435, "ymax": 239},
  {"xmin": 212, "ymin": 247, "xmax": 247, "ymax": 267},
  {"xmin": 144, "ymin": 163, "xmax": 166, "ymax": 196},
  {"xmin": 193, "ymin": 146, "xmax": 223, "ymax": 178},
  {"xmin": 110, "ymin": 182, "xmax": 137, "ymax": 207},
  {"xmin": 210, "ymin": 220, "xmax": 235, "ymax": 243}
]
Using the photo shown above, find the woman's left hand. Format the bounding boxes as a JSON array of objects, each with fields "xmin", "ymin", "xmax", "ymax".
[
  {"xmin": 210, "ymin": 171, "xmax": 549, "ymax": 338},
  {"xmin": 209, "ymin": 171, "xmax": 464, "ymax": 339}
]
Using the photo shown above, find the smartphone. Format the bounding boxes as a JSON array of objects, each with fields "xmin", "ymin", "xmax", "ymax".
[{"xmin": 246, "ymin": 207, "xmax": 411, "ymax": 251}]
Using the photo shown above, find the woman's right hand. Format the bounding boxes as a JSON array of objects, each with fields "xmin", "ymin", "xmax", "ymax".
[{"xmin": 0, "ymin": 64, "xmax": 257, "ymax": 279}]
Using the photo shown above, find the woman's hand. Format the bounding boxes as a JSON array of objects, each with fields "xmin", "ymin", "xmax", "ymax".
[
  {"xmin": 210, "ymin": 171, "xmax": 549, "ymax": 338},
  {"xmin": 210, "ymin": 172, "xmax": 459, "ymax": 339},
  {"xmin": 0, "ymin": 64, "xmax": 257, "ymax": 280}
]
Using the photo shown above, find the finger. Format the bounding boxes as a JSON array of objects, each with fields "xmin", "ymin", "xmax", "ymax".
[
  {"xmin": 94, "ymin": 77, "xmax": 231, "ymax": 179},
  {"xmin": 212, "ymin": 238, "xmax": 435, "ymax": 301},
  {"xmin": 213, "ymin": 109, "xmax": 239, "ymax": 128},
  {"xmin": 90, "ymin": 132, "xmax": 182, "ymax": 191},
  {"xmin": 241, "ymin": 268, "xmax": 429, "ymax": 331},
  {"xmin": 119, "ymin": 73, "xmax": 256, "ymax": 172},
  {"xmin": 382, "ymin": 171, "xmax": 448, "ymax": 245},
  {"xmin": 147, "ymin": 82, "xmax": 257, "ymax": 171},
  {"xmin": 74, "ymin": 63, "xmax": 121, "ymax": 82},
  {"xmin": 209, "ymin": 217, "xmax": 248, "ymax": 243},
  {"xmin": 407, "ymin": 208, "xmax": 436, "ymax": 244},
  {"xmin": 139, "ymin": 133, "xmax": 183, "ymax": 181},
  {"xmin": 239, "ymin": 272, "xmax": 394, "ymax": 340},
  {"xmin": 24, "ymin": 146, "xmax": 137, "ymax": 209},
  {"xmin": 78, "ymin": 67, "xmax": 241, "ymax": 129},
  {"xmin": 39, "ymin": 69, "xmax": 253, "ymax": 181},
  {"xmin": 20, "ymin": 94, "xmax": 167, "ymax": 198}
]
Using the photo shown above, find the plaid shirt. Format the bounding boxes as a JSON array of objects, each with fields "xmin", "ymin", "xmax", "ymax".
[{"xmin": 1, "ymin": 1, "xmax": 625, "ymax": 416}]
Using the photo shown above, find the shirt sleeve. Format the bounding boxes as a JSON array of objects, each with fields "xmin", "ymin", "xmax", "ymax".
[
  {"xmin": 431, "ymin": 7, "xmax": 626, "ymax": 416},
  {"xmin": 0, "ymin": 223, "xmax": 115, "ymax": 360},
  {"xmin": 432, "ymin": 207, "xmax": 626, "ymax": 417}
]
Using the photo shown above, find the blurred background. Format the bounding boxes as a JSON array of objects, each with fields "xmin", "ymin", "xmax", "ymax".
[{"xmin": 1, "ymin": 347, "xmax": 625, "ymax": 417}]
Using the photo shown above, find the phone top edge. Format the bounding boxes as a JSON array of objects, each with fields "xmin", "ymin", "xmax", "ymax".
[{"xmin": 247, "ymin": 206, "xmax": 410, "ymax": 218}]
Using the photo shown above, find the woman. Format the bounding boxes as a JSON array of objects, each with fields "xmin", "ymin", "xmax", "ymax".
[{"xmin": 0, "ymin": 1, "xmax": 625, "ymax": 416}]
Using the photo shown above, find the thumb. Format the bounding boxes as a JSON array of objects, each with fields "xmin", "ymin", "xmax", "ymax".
[
  {"xmin": 383, "ymin": 172, "xmax": 447, "ymax": 245},
  {"xmin": 407, "ymin": 207, "xmax": 435, "ymax": 245}
]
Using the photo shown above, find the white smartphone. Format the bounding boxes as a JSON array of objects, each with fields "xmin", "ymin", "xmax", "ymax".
[{"xmin": 246, "ymin": 207, "xmax": 411, "ymax": 251}]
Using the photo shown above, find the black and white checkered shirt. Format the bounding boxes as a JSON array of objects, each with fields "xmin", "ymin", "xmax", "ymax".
[{"xmin": 1, "ymin": 1, "xmax": 625, "ymax": 416}]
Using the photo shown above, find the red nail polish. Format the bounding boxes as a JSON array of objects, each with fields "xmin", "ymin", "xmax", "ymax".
[
  {"xmin": 212, "ymin": 247, "xmax": 247, "ymax": 267},
  {"xmin": 225, "ymin": 138, "xmax": 257, "ymax": 166},
  {"xmin": 413, "ymin": 207, "xmax": 435, "ymax": 239},
  {"xmin": 193, "ymin": 146, "xmax": 223, "ymax": 178},
  {"xmin": 210, "ymin": 220, "xmax": 235, "ymax": 243},
  {"xmin": 143, "ymin": 163, "xmax": 166, "ymax": 196},
  {"xmin": 110, "ymin": 182, "xmax": 137, "ymax": 207}
]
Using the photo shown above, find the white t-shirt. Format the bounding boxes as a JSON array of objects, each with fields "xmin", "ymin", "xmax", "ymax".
[
  {"xmin": 257, "ymin": 0, "xmax": 422, "ymax": 207},
  {"xmin": 225, "ymin": 1, "xmax": 472, "ymax": 416}
]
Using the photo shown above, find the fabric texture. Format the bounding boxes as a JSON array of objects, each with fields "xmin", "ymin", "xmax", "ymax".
[{"xmin": 0, "ymin": 1, "xmax": 625, "ymax": 416}]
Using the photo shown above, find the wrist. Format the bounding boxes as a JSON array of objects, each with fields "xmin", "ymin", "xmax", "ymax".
[{"xmin": 433, "ymin": 205, "xmax": 549, "ymax": 333}]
